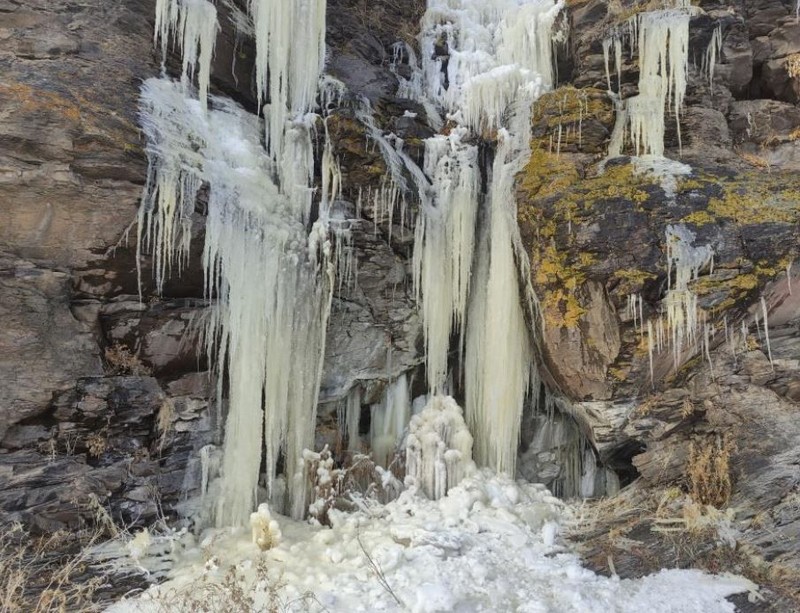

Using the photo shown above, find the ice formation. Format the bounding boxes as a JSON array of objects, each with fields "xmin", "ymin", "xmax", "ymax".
[
  {"xmin": 139, "ymin": 0, "xmax": 336, "ymax": 527},
  {"xmin": 251, "ymin": 0, "xmax": 327, "ymax": 163},
  {"xmin": 465, "ymin": 131, "xmax": 536, "ymax": 474},
  {"xmin": 760, "ymin": 296, "xmax": 774, "ymax": 369},
  {"xmin": 405, "ymin": 395, "xmax": 475, "ymax": 499},
  {"xmin": 604, "ymin": 2, "xmax": 697, "ymax": 158},
  {"xmin": 154, "ymin": 0, "xmax": 219, "ymax": 109},
  {"xmin": 637, "ymin": 225, "xmax": 715, "ymax": 381},
  {"xmin": 413, "ymin": 129, "xmax": 480, "ymax": 390},
  {"xmin": 370, "ymin": 375, "xmax": 412, "ymax": 468},
  {"xmin": 109, "ymin": 470, "xmax": 758, "ymax": 613},
  {"xmin": 663, "ymin": 224, "xmax": 713, "ymax": 367},
  {"xmin": 407, "ymin": 0, "xmax": 563, "ymax": 475},
  {"xmin": 703, "ymin": 25, "xmax": 723, "ymax": 91}
]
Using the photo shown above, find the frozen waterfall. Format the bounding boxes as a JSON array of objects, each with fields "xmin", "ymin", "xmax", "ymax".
[
  {"xmin": 138, "ymin": 0, "xmax": 573, "ymax": 525},
  {"xmin": 138, "ymin": 0, "xmax": 332, "ymax": 526},
  {"xmin": 411, "ymin": 0, "xmax": 564, "ymax": 475}
]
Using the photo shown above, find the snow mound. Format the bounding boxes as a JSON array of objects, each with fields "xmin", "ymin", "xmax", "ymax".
[{"xmin": 107, "ymin": 471, "xmax": 757, "ymax": 613}]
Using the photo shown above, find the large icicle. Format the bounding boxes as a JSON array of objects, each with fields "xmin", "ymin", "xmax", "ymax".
[
  {"xmin": 465, "ymin": 130, "xmax": 535, "ymax": 474},
  {"xmin": 142, "ymin": 0, "xmax": 334, "ymax": 527},
  {"xmin": 414, "ymin": 128, "xmax": 480, "ymax": 391},
  {"xmin": 370, "ymin": 375, "xmax": 412, "ymax": 468},
  {"xmin": 154, "ymin": 0, "xmax": 219, "ymax": 109},
  {"xmin": 138, "ymin": 79, "xmax": 334, "ymax": 526}
]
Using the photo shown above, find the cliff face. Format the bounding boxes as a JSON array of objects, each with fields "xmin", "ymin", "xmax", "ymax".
[
  {"xmin": 518, "ymin": 0, "xmax": 800, "ymax": 605},
  {"xmin": 0, "ymin": 0, "xmax": 798, "ymax": 605}
]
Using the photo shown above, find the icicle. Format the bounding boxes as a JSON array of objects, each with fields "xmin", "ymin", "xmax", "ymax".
[
  {"xmin": 606, "ymin": 98, "xmax": 627, "ymax": 159},
  {"xmin": 607, "ymin": 4, "xmax": 697, "ymax": 158},
  {"xmin": 405, "ymin": 395, "xmax": 475, "ymax": 500},
  {"xmin": 138, "ymin": 78, "xmax": 334, "ymax": 526},
  {"xmin": 407, "ymin": 0, "xmax": 564, "ymax": 477},
  {"xmin": 761, "ymin": 297, "xmax": 774, "ymax": 370},
  {"xmin": 346, "ymin": 386, "xmax": 362, "ymax": 452},
  {"xmin": 370, "ymin": 375, "xmax": 412, "ymax": 468},
  {"xmin": 702, "ymin": 25, "xmax": 723, "ymax": 91},
  {"xmin": 662, "ymin": 225, "xmax": 713, "ymax": 368},
  {"xmin": 250, "ymin": 0, "xmax": 327, "ymax": 163},
  {"xmin": 465, "ymin": 132, "xmax": 534, "ymax": 475},
  {"xmin": 647, "ymin": 319, "xmax": 655, "ymax": 384},
  {"xmin": 414, "ymin": 129, "xmax": 480, "ymax": 391},
  {"xmin": 703, "ymin": 317, "xmax": 714, "ymax": 378},
  {"xmin": 154, "ymin": 0, "xmax": 219, "ymax": 110}
]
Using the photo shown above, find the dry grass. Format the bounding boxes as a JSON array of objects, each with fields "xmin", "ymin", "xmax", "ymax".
[
  {"xmin": 349, "ymin": 0, "xmax": 426, "ymax": 50},
  {"xmin": 686, "ymin": 435, "xmax": 734, "ymax": 508},
  {"xmin": 787, "ymin": 53, "xmax": 800, "ymax": 79},
  {"xmin": 734, "ymin": 148, "xmax": 772, "ymax": 171},
  {"xmin": 104, "ymin": 343, "xmax": 152, "ymax": 376},
  {"xmin": 0, "ymin": 523, "xmax": 108, "ymax": 612}
]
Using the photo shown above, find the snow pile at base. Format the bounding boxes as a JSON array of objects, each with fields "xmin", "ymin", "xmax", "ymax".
[
  {"xmin": 405, "ymin": 395, "xmax": 475, "ymax": 500},
  {"xmin": 108, "ymin": 472, "xmax": 757, "ymax": 613}
]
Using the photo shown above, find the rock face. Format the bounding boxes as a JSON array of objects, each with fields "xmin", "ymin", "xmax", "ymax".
[
  {"xmin": 517, "ymin": 0, "xmax": 800, "ymax": 604},
  {"xmin": 0, "ymin": 0, "xmax": 798, "ymax": 606},
  {"xmin": 0, "ymin": 0, "xmax": 426, "ymax": 534}
]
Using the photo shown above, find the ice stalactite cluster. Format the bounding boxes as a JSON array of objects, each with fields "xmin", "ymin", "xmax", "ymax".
[
  {"xmin": 414, "ymin": 128, "xmax": 480, "ymax": 391},
  {"xmin": 405, "ymin": 396, "xmax": 475, "ymax": 500},
  {"xmin": 663, "ymin": 224, "xmax": 713, "ymax": 368},
  {"xmin": 250, "ymin": 0, "xmax": 327, "ymax": 164},
  {"xmin": 639, "ymin": 225, "xmax": 713, "ymax": 380},
  {"xmin": 419, "ymin": 0, "xmax": 560, "ymax": 132},
  {"xmin": 140, "ymin": 0, "xmax": 336, "ymax": 526},
  {"xmin": 406, "ymin": 0, "xmax": 563, "ymax": 476},
  {"xmin": 154, "ymin": 0, "xmax": 219, "ymax": 109},
  {"xmin": 603, "ymin": 1, "xmax": 697, "ymax": 158}
]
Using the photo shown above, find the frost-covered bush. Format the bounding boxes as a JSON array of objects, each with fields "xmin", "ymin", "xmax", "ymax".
[
  {"xmin": 303, "ymin": 445, "xmax": 404, "ymax": 525},
  {"xmin": 249, "ymin": 504, "xmax": 281, "ymax": 551}
]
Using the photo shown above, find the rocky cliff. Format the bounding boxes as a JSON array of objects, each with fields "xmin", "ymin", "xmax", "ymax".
[{"xmin": 0, "ymin": 0, "xmax": 798, "ymax": 607}]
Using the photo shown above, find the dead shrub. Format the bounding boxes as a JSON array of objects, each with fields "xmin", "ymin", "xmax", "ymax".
[
  {"xmin": 686, "ymin": 435, "xmax": 734, "ymax": 508},
  {"xmin": 104, "ymin": 343, "xmax": 151, "ymax": 376}
]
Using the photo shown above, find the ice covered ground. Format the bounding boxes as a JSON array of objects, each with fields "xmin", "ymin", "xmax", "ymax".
[{"xmin": 106, "ymin": 471, "xmax": 756, "ymax": 613}]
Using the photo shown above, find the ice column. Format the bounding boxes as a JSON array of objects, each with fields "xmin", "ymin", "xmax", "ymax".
[{"xmin": 406, "ymin": 395, "xmax": 475, "ymax": 500}]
